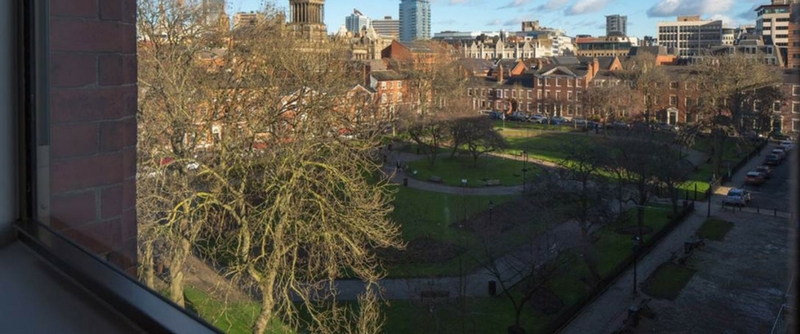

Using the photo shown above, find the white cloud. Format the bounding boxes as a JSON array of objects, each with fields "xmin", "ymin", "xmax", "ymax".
[
  {"xmin": 564, "ymin": 0, "xmax": 612, "ymax": 16},
  {"xmin": 487, "ymin": 19, "xmax": 502, "ymax": 26},
  {"xmin": 503, "ymin": 17, "xmax": 526, "ymax": 26},
  {"xmin": 737, "ymin": 4, "xmax": 759, "ymax": 20},
  {"xmin": 646, "ymin": 0, "xmax": 735, "ymax": 18},
  {"xmin": 534, "ymin": 0, "xmax": 570, "ymax": 12},
  {"xmin": 498, "ymin": 0, "xmax": 532, "ymax": 10},
  {"xmin": 708, "ymin": 14, "xmax": 737, "ymax": 28},
  {"xmin": 448, "ymin": 0, "xmax": 468, "ymax": 4}
]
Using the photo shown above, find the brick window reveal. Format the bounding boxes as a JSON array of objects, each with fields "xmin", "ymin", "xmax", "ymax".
[{"xmin": 47, "ymin": 0, "xmax": 138, "ymax": 274}]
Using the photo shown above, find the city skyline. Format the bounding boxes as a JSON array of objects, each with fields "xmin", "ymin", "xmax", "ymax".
[{"xmin": 225, "ymin": 0, "xmax": 766, "ymax": 38}]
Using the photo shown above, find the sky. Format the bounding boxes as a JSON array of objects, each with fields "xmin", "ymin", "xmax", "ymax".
[{"xmin": 225, "ymin": 0, "xmax": 770, "ymax": 38}]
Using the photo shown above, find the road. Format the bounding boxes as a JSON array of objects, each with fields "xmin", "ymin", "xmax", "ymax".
[{"xmin": 735, "ymin": 145, "xmax": 792, "ymax": 213}]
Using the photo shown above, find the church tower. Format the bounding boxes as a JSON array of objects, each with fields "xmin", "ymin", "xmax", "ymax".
[{"xmin": 288, "ymin": 0, "xmax": 327, "ymax": 41}]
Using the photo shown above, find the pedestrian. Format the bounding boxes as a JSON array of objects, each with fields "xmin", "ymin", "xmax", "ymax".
[
  {"xmin": 383, "ymin": 155, "xmax": 387, "ymax": 163},
  {"xmin": 396, "ymin": 161, "xmax": 401, "ymax": 169}
]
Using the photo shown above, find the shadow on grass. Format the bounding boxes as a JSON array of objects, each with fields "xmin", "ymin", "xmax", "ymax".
[
  {"xmin": 641, "ymin": 263, "xmax": 697, "ymax": 301},
  {"xmin": 695, "ymin": 218, "xmax": 734, "ymax": 241}
]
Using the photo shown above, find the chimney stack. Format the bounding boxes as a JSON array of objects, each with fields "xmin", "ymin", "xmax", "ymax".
[{"xmin": 498, "ymin": 65, "xmax": 505, "ymax": 82}]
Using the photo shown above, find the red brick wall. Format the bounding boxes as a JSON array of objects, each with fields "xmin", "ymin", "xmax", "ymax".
[{"xmin": 48, "ymin": 0, "xmax": 138, "ymax": 274}]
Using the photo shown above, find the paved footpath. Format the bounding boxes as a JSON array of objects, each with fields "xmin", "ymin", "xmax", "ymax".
[
  {"xmin": 377, "ymin": 142, "xmax": 708, "ymax": 197},
  {"xmin": 559, "ymin": 143, "xmax": 777, "ymax": 334}
]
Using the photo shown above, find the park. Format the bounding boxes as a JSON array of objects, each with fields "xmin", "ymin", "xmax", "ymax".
[{"xmin": 183, "ymin": 120, "xmax": 764, "ymax": 334}]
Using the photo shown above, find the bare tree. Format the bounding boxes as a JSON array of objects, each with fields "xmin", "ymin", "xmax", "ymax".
[
  {"xmin": 137, "ymin": 0, "xmax": 226, "ymax": 306},
  {"xmin": 582, "ymin": 81, "xmax": 633, "ymax": 132},
  {"xmin": 449, "ymin": 116, "xmax": 507, "ymax": 165},
  {"xmin": 476, "ymin": 209, "xmax": 562, "ymax": 334},
  {"xmin": 137, "ymin": 2, "xmax": 405, "ymax": 333},
  {"xmin": 651, "ymin": 142, "xmax": 694, "ymax": 216},
  {"xmin": 399, "ymin": 41, "xmax": 470, "ymax": 166},
  {"xmin": 686, "ymin": 52, "xmax": 783, "ymax": 176},
  {"xmin": 604, "ymin": 136, "xmax": 661, "ymax": 238},
  {"xmin": 552, "ymin": 139, "xmax": 617, "ymax": 287},
  {"xmin": 621, "ymin": 51, "xmax": 668, "ymax": 127}
]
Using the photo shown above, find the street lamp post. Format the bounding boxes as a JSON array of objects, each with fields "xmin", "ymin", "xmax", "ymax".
[
  {"xmin": 489, "ymin": 201, "xmax": 494, "ymax": 225},
  {"xmin": 632, "ymin": 235, "xmax": 641, "ymax": 294},
  {"xmin": 707, "ymin": 176, "xmax": 713, "ymax": 218},
  {"xmin": 522, "ymin": 150, "xmax": 528, "ymax": 193}
]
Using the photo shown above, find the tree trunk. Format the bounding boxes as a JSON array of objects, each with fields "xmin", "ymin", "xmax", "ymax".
[
  {"xmin": 168, "ymin": 263, "xmax": 185, "ymax": 307},
  {"xmin": 142, "ymin": 240, "xmax": 155, "ymax": 289},
  {"xmin": 168, "ymin": 237, "xmax": 192, "ymax": 307},
  {"xmin": 253, "ymin": 276, "xmax": 277, "ymax": 334}
]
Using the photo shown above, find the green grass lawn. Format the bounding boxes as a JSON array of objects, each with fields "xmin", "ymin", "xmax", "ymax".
[
  {"xmin": 695, "ymin": 218, "xmax": 734, "ymax": 241},
  {"xmin": 388, "ymin": 186, "xmax": 533, "ymax": 277},
  {"xmin": 405, "ymin": 155, "xmax": 539, "ymax": 187},
  {"xmin": 390, "ymin": 186, "xmax": 515, "ymax": 242},
  {"xmin": 641, "ymin": 263, "xmax": 697, "ymax": 300},
  {"xmin": 184, "ymin": 286, "xmax": 287, "ymax": 334},
  {"xmin": 501, "ymin": 132, "xmax": 597, "ymax": 163}
]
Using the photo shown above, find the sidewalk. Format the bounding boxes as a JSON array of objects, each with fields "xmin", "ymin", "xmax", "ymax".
[{"xmin": 559, "ymin": 143, "xmax": 776, "ymax": 334}]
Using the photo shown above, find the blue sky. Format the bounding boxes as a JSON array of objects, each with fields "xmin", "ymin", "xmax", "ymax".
[{"xmin": 226, "ymin": 0, "xmax": 768, "ymax": 38}]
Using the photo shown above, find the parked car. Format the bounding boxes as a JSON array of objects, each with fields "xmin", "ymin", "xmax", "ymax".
[
  {"xmin": 628, "ymin": 121, "xmax": 649, "ymax": 131},
  {"xmin": 488, "ymin": 110, "xmax": 504, "ymax": 119},
  {"xmin": 779, "ymin": 140, "xmax": 793, "ymax": 152},
  {"xmin": 770, "ymin": 131, "xmax": 793, "ymax": 141},
  {"xmin": 655, "ymin": 123, "xmax": 678, "ymax": 132},
  {"xmin": 770, "ymin": 148, "xmax": 786, "ymax": 162},
  {"xmin": 608, "ymin": 121, "xmax": 628, "ymax": 129},
  {"xmin": 744, "ymin": 171, "xmax": 766, "ymax": 186},
  {"xmin": 571, "ymin": 118, "xmax": 588, "ymax": 125},
  {"xmin": 508, "ymin": 111, "xmax": 528, "ymax": 122},
  {"xmin": 763, "ymin": 154, "xmax": 781, "ymax": 166},
  {"xmin": 528, "ymin": 114, "xmax": 546, "ymax": 123},
  {"xmin": 755, "ymin": 165, "xmax": 773, "ymax": 179},
  {"xmin": 551, "ymin": 116, "xmax": 567, "ymax": 124},
  {"xmin": 723, "ymin": 188, "xmax": 752, "ymax": 206}
]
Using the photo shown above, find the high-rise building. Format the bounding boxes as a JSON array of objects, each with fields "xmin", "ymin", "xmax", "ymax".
[
  {"xmin": 288, "ymin": 0, "xmax": 327, "ymax": 41},
  {"xmin": 233, "ymin": 11, "xmax": 260, "ymax": 29},
  {"xmin": 755, "ymin": 0, "xmax": 795, "ymax": 47},
  {"xmin": 657, "ymin": 16, "xmax": 723, "ymax": 57},
  {"xmin": 345, "ymin": 9, "xmax": 371, "ymax": 35},
  {"xmin": 606, "ymin": 15, "xmax": 627, "ymax": 36},
  {"xmin": 789, "ymin": 2, "xmax": 800, "ymax": 67},
  {"xmin": 371, "ymin": 16, "xmax": 400, "ymax": 38},
  {"xmin": 399, "ymin": 0, "xmax": 431, "ymax": 43},
  {"xmin": 202, "ymin": 0, "xmax": 226, "ymax": 26}
]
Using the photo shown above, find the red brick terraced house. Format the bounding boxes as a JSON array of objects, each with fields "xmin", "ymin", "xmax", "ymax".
[{"xmin": 467, "ymin": 56, "xmax": 623, "ymax": 119}]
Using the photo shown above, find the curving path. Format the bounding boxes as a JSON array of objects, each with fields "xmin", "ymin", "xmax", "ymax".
[{"xmin": 376, "ymin": 143, "xmax": 709, "ymax": 197}]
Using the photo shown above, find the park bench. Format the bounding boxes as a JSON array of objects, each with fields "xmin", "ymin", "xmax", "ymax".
[
  {"xmin": 428, "ymin": 175, "xmax": 443, "ymax": 183},
  {"xmin": 684, "ymin": 237, "xmax": 705, "ymax": 254},
  {"xmin": 622, "ymin": 298, "xmax": 655, "ymax": 329},
  {"xmin": 674, "ymin": 236, "xmax": 705, "ymax": 265},
  {"xmin": 419, "ymin": 290, "xmax": 450, "ymax": 304},
  {"xmin": 484, "ymin": 179, "xmax": 501, "ymax": 186}
]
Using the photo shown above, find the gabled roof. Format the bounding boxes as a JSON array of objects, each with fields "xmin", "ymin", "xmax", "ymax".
[
  {"xmin": 541, "ymin": 66, "xmax": 579, "ymax": 77},
  {"xmin": 350, "ymin": 83, "xmax": 376, "ymax": 94},
  {"xmin": 577, "ymin": 56, "xmax": 618, "ymax": 70},
  {"xmin": 363, "ymin": 59, "xmax": 388, "ymax": 71},
  {"xmin": 534, "ymin": 62, "xmax": 589, "ymax": 77},
  {"xmin": 370, "ymin": 70, "xmax": 406, "ymax": 81},
  {"xmin": 456, "ymin": 58, "xmax": 493, "ymax": 73},
  {"xmin": 494, "ymin": 59, "xmax": 519, "ymax": 69},
  {"xmin": 551, "ymin": 56, "xmax": 581, "ymax": 65}
]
